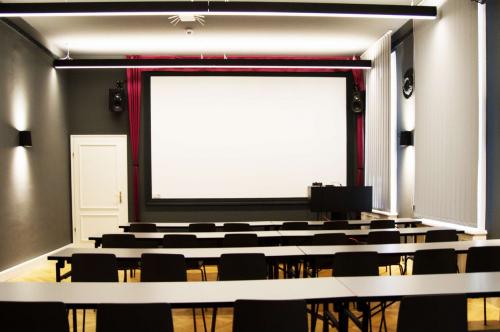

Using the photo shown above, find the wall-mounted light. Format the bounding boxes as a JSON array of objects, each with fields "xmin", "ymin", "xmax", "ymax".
[
  {"xmin": 19, "ymin": 130, "xmax": 32, "ymax": 147},
  {"xmin": 400, "ymin": 130, "xmax": 413, "ymax": 146}
]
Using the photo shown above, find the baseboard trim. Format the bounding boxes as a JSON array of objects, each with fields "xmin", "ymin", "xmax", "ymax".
[
  {"xmin": 420, "ymin": 218, "xmax": 487, "ymax": 238},
  {"xmin": 0, "ymin": 243, "xmax": 73, "ymax": 281}
]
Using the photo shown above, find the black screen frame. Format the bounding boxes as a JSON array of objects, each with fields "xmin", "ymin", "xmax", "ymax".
[{"xmin": 143, "ymin": 71, "xmax": 356, "ymax": 206}]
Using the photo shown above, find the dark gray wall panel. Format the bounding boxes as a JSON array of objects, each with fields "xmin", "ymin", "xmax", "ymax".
[
  {"xmin": 0, "ymin": 21, "xmax": 71, "ymax": 270},
  {"xmin": 66, "ymin": 70, "xmax": 317, "ymax": 221},
  {"xmin": 486, "ymin": 1, "xmax": 500, "ymax": 238},
  {"xmin": 395, "ymin": 34, "xmax": 415, "ymax": 218}
]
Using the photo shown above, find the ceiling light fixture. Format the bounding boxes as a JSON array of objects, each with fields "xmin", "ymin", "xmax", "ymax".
[
  {"xmin": 0, "ymin": 2, "xmax": 437, "ymax": 20},
  {"xmin": 169, "ymin": 13, "xmax": 205, "ymax": 26},
  {"xmin": 53, "ymin": 58, "xmax": 372, "ymax": 70}
]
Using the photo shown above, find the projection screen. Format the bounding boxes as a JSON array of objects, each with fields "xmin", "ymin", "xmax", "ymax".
[{"xmin": 149, "ymin": 74, "xmax": 347, "ymax": 201}]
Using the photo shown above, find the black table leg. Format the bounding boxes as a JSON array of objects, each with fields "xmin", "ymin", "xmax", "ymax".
[
  {"xmin": 55, "ymin": 259, "xmax": 65, "ymax": 282},
  {"xmin": 338, "ymin": 302, "xmax": 348, "ymax": 332}
]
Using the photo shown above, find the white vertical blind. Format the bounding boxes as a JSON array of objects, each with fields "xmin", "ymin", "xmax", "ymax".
[
  {"xmin": 414, "ymin": 0, "xmax": 479, "ymax": 227},
  {"xmin": 362, "ymin": 33, "xmax": 392, "ymax": 212}
]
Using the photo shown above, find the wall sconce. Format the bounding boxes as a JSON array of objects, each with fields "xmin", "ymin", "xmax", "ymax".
[
  {"xmin": 400, "ymin": 130, "xmax": 413, "ymax": 146},
  {"xmin": 19, "ymin": 130, "xmax": 32, "ymax": 147}
]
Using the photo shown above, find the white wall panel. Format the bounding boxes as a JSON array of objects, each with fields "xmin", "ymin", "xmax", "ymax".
[
  {"xmin": 414, "ymin": 0, "xmax": 479, "ymax": 227},
  {"xmin": 362, "ymin": 33, "xmax": 392, "ymax": 212}
]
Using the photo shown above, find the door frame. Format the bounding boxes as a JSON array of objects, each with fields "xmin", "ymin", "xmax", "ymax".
[{"xmin": 70, "ymin": 135, "xmax": 128, "ymax": 243}]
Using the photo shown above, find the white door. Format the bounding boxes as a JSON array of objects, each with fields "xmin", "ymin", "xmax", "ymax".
[{"xmin": 71, "ymin": 135, "xmax": 128, "ymax": 242}]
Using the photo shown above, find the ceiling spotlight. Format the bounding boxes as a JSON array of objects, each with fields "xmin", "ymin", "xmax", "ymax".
[{"xmin": 169, "ymin": 14, "xmax": 205, "ymax": 26}]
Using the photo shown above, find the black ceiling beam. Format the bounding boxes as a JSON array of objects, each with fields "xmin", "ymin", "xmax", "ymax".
[
  {"xmin": 53, "ymin": 58, "xmax": 372, "ymax": 69},
  {"xmin": 0, "ymin": 2, "xmax": 437, "ymax": 19}
]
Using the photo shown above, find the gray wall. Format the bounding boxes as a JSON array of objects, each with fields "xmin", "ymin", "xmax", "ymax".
[
  {"xmin": 486, "ymin": 1, "xmax": 500, "ymax": 238},
  {"xmin": 395, "ymin": 35, "xmax": 415, "ymax": 218},
  {"xmin": 66, "ymin": 70, "xmax": 316, "ymax": 221},
  {"xmin": 0, "ymin": 21, "xmax": 71, "ymax": 270}
]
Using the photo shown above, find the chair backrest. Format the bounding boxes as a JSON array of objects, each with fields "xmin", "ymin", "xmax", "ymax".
[
  {"xmin": 322, "ymin": 221, "xmax": 350, "ymax": 230},
  {"xmin": 425, "ymin": 229, "xmax": 458, "ymax": 243},
  {"xmin": 0, "ymin": 301, "xmax": 69, "ymax": 332},
  {"xmin": 102, "ymin": 234, "xmax": 136, "ymax": 248},
  {"xmin": 281, "ymin": 222, "xmax": 309, "ymax": 230},
  {"xmin": 367, "ymin": 230, "xmax": 401, "ymax": 244},
  {"xmin": 223, "ymin": 223, "xmax": 251, "ymax": 232},
  {"xmin": 233, "ymin": 299, "xmax": 308, "ymax": 332},
  {"xmin": 311, "ymin": 233, "xmax": 350, "ymax": 246},
  {"xmin": 223, "ymin": 233, "xmax": 259, "ymax": 247},
  {"xmin": 162, "ymin": 234, "xmax": 198, "ymax": 248},
  {"xmin": 188, "ymin": 223, "xmax": 216, "ymax": 232},
  {"xmin": 332, "ymin": 252, "xmax": 379, "ymax": 277},
  {"xmin": 140, "ymin": 254, "xmax": 187, "ymax": 282},
  {"xmin": 369, "ymin": 219, "xmax": 395, "ymax": 229},
  {"xmin": 71, "ymin": 253, "xmax": 119, "ymax": 282},
  {"xmin": 466, "ymin": 246, "xmax": 500, "ymax": 272},
  {"xmin": 219, "ymin": 253, "xmax": 268, "ymax": 281},
  {"xmin": 129, "ymin": 223, "xmax": 157, "ymax": 232},
  {"xmin": 396, "ymin": 294, "xmax": 467, "ymax": 332},
  {"xmin": 413, "ymin": 249, "xmax": 457, "ymax": 275},
  {"xmin": 96, "ymin": 303, "xmax": 174, "ymax": 332}
]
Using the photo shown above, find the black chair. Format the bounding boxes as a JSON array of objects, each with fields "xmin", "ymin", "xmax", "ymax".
[
  {"xmin": 425, "ymin": 229, "xmax": 458, "ymax": 242},
  {"xmin": 188, "ymin": 223, "xmax": 216, "ymax": 232},
  {"xmin": 101, "ymin": 234, "xmax": 137, "ymax": 281},
  {"xmin": 281, "ymin": 222, "xmax": 310, "ymax": 272},
  {"xmin": 162, "ymin": 234, "xmax": 206, "ymax": 281},
  {"xmin": 71, "ymin": 253, "xmax": 118, "ymax": 332},
  {"xmin": 309, "ymin": 233, "xmax": 351, "ymax": 276},
  {"xmin": 212, "ymin": 253, "xmax": 268, "ymax": 331},
  {"xmin": 223, "ymin": 233, "xmax": 259, "ymax": 247},
  {"xmin": 71, "ymin": 253, "xmax": 119, "ymax": 282},
  {"xmin": 163, "ymin": 234, "xmax": 198, "ymax": 248},
  {"xmin": 332, "ymin": 252, "xmax": 380, "ymax": 332},
  {"xmin": 218, "ymin": 253, "xmax": 268, "ymax": 281},
  {"xmin": 412, "ymin": 249, "xmax": 457, "ymax": 275},
  {"xmin": 332, "ymin": 251, "xmax": 379, "ymax": 277},
  {"xmin": 129, "ymin": 223, "xmax": 157, "ymax": 232},
  {"xmin": 369, "ymin": 219, "xmax": 395, "ymax": 229},
  {"xmin": 466, "ymin": 246, "xmax": 500, "ymax": 325},
  {"xmin": 140, "ymin": 253, "xmax": 187, "ymax": 282},
  {"xmin": 141, "ymin": 254, "xmax": 206, "ymax": 332},
  {"xmin": 233, "ymin": 299, "xmax": 308, "ymax": 332},
  {"xmin": 322, "ymin": 220, "xmax": 350, "ymax": 230},
  {"xmin": 223, "ymin": 223, "xmax": 251, "ymax": 232},
  {"xmin": 102, "ymin": 233, "xmax": 136, "ymax": 248},
  {"xmin": 96, "ymin": 303, "xmax": 174, "ymax": 332},
  {"xmin": 281, "ymin": 222, "xmax": 309, "ymax": 230},
  {"xmin": 0, "ymin": 301, "xmax": 69, "ymax": 332},
  {"xmin": 367, "ymin": 231, "xmax": 403, "ymax": 275},
  {"xmin": 396, "ymin": 294, "xmax": 467, "ymax": 332},
  {"xmin": 312, "ymin": 233, "xmax": 351, "ymax": 246}
]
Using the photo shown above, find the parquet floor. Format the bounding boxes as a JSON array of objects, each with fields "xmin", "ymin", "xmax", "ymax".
[{"xmin": 7, "ymin": 259, "xmax": 500, "ymax": 332}]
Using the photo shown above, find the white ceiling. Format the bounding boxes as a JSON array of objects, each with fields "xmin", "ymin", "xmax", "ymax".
[{"xmin": 4, "ymin": 1, "xmax": 415, "ymax": 57}]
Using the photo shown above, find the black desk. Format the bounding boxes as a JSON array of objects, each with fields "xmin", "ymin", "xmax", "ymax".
[{"xmin": 309, "ymin": 186, "xmax": 372, "ymax": 219}]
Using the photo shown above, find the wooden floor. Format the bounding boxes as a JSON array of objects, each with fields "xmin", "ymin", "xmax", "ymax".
[{"xmin": 7, "ymin": 259, "xmax": 500, "ymax": 332}]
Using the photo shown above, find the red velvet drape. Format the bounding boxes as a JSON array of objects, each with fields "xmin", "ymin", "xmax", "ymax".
[{"xmin": 126, "ymin": 55, "xmax": 365, "ymax": 220}]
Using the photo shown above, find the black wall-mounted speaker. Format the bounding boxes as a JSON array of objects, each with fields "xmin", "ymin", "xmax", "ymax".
[
  {"xmin": 109, "ymin": 87, "xmax": 127, "ymax": 113},
  {"xmin": 351, "ymin": 88, "xmax": 364, "ymax": 114}
]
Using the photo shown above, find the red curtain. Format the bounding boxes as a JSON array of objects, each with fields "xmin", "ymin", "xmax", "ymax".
[{"xmin": 126, "ymin": 55, "xmax": 365, "ymax": 220}]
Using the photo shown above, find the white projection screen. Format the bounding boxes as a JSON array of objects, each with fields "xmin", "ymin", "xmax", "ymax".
[{"xmin": 149, "ymin": 74, "xmax": 347, "ymax": 201}]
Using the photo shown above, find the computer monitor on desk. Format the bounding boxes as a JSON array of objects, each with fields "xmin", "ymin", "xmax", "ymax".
[{"xmin": 308, "ymin": 186, "xmax": 373, "ymax": 216}]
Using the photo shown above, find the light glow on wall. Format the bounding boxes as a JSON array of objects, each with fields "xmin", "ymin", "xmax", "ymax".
[{"xmin": 11, "ymin": 87, "xmax": 28, "ymax": 132}]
